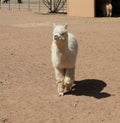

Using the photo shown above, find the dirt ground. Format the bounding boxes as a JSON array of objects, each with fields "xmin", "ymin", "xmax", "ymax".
[{"xmin": 0, "ymin": 9, "xmax": 120, "ymax": 123}]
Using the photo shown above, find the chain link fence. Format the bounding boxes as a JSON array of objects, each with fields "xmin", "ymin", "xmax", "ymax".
[{"xmin": 0, "ymin": 0, "xmax": 67, "ymax": 13}]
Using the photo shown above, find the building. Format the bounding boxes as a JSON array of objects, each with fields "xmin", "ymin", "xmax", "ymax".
[
  {"xmin": 67, "ymin": 0, "xmax": 95, "ymax": 17},
  {"xmin": 67, "ymin": 0, "xmax": 120, "ymax": 17}
]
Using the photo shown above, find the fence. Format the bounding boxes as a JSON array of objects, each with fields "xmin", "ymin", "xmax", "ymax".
[{"xmin": 0, "ymin": 0, "xmax": 67, "ymax": 14}]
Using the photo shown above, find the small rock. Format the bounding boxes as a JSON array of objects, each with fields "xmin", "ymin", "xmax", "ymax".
[
  {"xmin": 0, "ymin": 81, "xmax": 4, "ymax": 86},
  {"xmin": 1, "ymin": 118, "xmax": 8, "ymax": 123},
  {"xmin": 47, "ymin": 100, "xmax": 50, "ymax": 104},
  {"xmin": 88, "ymin": 112, "xmax": 91, "ymax": 114},
  {"xmin": 101, "ymin": 119, "xmax": 104, "ymax": 122},
  {"xmin": 73, "ymin": 103, "xmax": 77, "ymax": 107},
  {"xmin": 118, "ymin": 49, "xmax": 120, "ymax": 51}
]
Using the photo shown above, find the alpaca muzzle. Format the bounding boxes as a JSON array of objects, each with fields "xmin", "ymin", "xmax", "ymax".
[{"xmin": 54, "ymin": 35, "xmax": 59, "ymax": 40}]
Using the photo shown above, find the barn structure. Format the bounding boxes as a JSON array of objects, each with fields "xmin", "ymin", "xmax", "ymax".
[{"xmin": 67, "ymin": 0, "xmax": 120, "ymax": 17}]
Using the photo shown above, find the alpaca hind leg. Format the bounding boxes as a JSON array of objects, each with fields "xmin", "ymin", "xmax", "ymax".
[
  {"xmin": 64, "ymin": 68, "xmax": 75, "ymax": 92},
  {"xmin": 109, "ymin": 9, "xmax": 112, "ymax": 17},
  {"xmin": 55, "ymin": 68, "xmax": 65, "ymax": 96}
]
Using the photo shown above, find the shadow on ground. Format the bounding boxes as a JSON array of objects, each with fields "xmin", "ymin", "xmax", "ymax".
[{"xmin": 65, "ymin": 79, "xmax": 111, "ymax": 99}]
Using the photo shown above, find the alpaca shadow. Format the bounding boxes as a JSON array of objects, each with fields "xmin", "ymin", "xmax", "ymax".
[{"xmin": 65, "ymin": 79, "xmax": 111, "ymax": 99}]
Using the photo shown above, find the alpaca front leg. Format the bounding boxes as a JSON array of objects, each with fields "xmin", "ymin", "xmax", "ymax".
[
  {"xmin": 55, "ymin": 68, "xmax": 65, "ymax": 96},
  {"xmin": 64, "ymin": 67, "xmax": 75, "ymax": 92},
  {"xmin": 107, "ymin": 9, "xmax": 109, "ymax": 17}
]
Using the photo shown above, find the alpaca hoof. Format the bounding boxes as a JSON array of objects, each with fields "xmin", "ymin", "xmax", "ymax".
[
  {"xmin": 59, "ymin": 92, "xmax": 64, "ymax": 96},
  {"xmin": 65, "ymin": 83, "xmax": 73, "ymax": 92}
]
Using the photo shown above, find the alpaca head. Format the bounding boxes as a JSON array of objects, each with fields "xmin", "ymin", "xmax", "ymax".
[{"xmin": 53, "ymin": 24, "xmax": 68, "ymax": 42}]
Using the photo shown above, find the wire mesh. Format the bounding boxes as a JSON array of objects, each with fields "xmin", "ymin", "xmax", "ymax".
[{"xmin": 0, "ymin": 0, "xmax": 67, "ymax": 13}]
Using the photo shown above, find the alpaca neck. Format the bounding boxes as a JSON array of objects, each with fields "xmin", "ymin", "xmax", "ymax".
[{"xmin": 56, "ymin": 39, "xmax": 68, "ymax": 52}]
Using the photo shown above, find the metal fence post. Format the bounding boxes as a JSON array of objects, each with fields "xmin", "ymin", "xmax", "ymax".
[
  {"xmin": 18, "ymin": 1, "xmax": 20, "ymax": 10},
  {"xmin": 8, "ymin": 0, "xmax": 10, "ymax": 10},
  {"xmin": 0, "ymin": 1, "xmax": 1, "ymax": 10},
  {"xmin": 28, "ymin": 0, "xmax": 30, "ymax": 11},
  {"xmin": 39, "ymin": 0, "xmax": 41, "ymax": 12}
]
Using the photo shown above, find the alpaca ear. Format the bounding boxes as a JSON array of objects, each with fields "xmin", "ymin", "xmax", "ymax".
[
  {"xmin": 64, "ymin": 24, "xmax": 68, "ymax": 29},
  {"xmin": 53, "ymin": 23, "xmax": 56, "ymax": 28}
]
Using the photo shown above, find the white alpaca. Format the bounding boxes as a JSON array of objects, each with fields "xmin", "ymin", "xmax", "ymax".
[
  {"xmin": 51, "ymin": 24, "xmax": 78, "ymax": 96},
  {"xmin": 102, "ymin": 2, "xmax": 112, "ymax": 17}
]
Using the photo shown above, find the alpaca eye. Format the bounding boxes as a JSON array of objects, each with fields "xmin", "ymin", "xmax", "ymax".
[{"xmin": 61, "ymin": 33, "xmax": 65, "ymax": 36}]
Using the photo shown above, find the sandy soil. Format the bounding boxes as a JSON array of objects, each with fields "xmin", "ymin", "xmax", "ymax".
[{"xmin": 0, "ymin": 9, "xmax": 120, "ymax": 123}]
